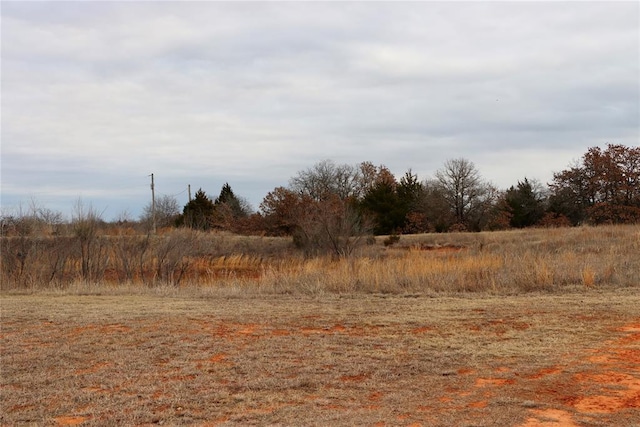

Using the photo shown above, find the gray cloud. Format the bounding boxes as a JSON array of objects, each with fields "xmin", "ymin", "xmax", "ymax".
[{"xmin": 2, "ymin": 1, "xmax": 638, "ymax": 219}]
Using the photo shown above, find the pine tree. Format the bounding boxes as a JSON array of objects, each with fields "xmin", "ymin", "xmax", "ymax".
[
  {"xmin": 504, "ymin": 178, "xmax": 546, "ymax": 228},
  {"xmin": 214, "ymin": 183, "xmax": 247, "ymax": 219},
  {"xmin": 182, "ymin": 189, "xmax": 214, "ymax": 230}
]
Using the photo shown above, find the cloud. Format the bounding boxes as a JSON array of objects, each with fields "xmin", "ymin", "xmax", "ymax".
[{"xmin": 2, "ymin": 1, "xmax": 638, "ymax": 220}]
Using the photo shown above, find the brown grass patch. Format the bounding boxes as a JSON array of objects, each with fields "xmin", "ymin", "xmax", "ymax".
[
  {"xmin": 3, "ymin": 224, "xmax": 640, "ymax": 294},
  {"xmin": 1, "ymin": 289, "xmax": 639, "ymax": 425}
]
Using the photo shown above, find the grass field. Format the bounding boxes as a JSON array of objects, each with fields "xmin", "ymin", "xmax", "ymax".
[
  {"xmin": 2, "ymin": 225, "xmax": 639, "ymax": 425},
  {"xmin": 2, "ymin": 289, "xmax": 639, "ymax": 426}
]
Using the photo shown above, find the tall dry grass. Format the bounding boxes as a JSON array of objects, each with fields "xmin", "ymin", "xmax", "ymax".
[
  {"xmin": 0, "ymin": 229, "xmax": 292, "ymax": 289},
  {"xmin": 2, "ymin": 225, "xmax": 638, "ymax": 295},
  {"xmin": 255, "ymin": 225, "xmax": 639, "ymax": 294},
  {"xmin": 181, "ymin": 224, "xmax": 637, "ymax": 294}
]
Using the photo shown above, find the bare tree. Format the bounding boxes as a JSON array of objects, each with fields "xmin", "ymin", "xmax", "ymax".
[
  {"xmin": 414, "ymin": 179, "xmax": 455, "ymax": 232},
  {"xmin": 71, "ymin": 199, "xmax": 108, "ymax": 282},
  {"xmin": 293, "ymin": 194, "xmax": 371, "ymax": 258},
  {"xmin": 152, "ymin": 229, "xmax": 198, "ymax": 286},
  {"xmin": 434, "ymin": 158, "xmax": 497, "ymax": 231},
  {"xmin": 263, "ymin": 160, "xmax": 374, "ymax": 256},
  {"xmin": 289, "ymin": 160, "xmax": 363, "ymax": 201},
  {"xmin": 141, "ymin": 194, "xmax": 180, "ymax": 230}
]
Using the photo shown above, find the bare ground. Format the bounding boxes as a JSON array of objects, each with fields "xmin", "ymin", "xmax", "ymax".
[{"xmin": 1, "ymin": 288, "xmax": 639, "ymax": 426}]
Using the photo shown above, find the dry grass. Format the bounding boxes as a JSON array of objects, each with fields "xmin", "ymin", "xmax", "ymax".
[
  {"xmin": 3, "ymin": 225, "xmax": 639, "ymax": 295},
  {"xmin": 1, "ymin": 289, "xmax": 639, "ymax": 426},
  {"xmin": 2, "ymin": 225, "xmax": 639, "ymax": 425},
  {"xmin": 255, "ymin": 224, "xmax": 640, "ymax": 295}
]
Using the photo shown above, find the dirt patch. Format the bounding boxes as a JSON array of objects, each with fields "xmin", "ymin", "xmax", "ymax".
[
  {"xmin": 1, "ymin": 292, "xmax": 639, "ymax": 425},
  {"xmin": 520, "ymin": 409, "xmax": 578, "ymax": 427},
  {"xmin": 519, "ymin": 321, "xmax": 640, "ymax": 426},
  {"xmin": 54, "ymin": 416, "xmax": 89, "ymax": 426}
]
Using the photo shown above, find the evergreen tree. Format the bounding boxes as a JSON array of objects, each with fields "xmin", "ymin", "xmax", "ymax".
[
  {"xmin": 214, "ymin": 183, "xmax": 246, "ymax": 219},
  {"xmin": 504, "ymin": 178, "xmax": 546, "ymax": 228},
  {"xmin": 359, "ymin": 169, "xmax": 426, "ymax": 235},
  {"xmin": 361, "ymin": 179, "xmax": 402, "ymax": 235},
  {"xmin": 215, "ymin": 183, "xmax": 235, "ymax": 205},
  {"xmin": 208, "ymin": 183, "xmax": 254, "ymax": 230},
  {"xmin": 397, "ymin": 170, "xmax": 422, "ymax": 206},
  {"xmin": 182, "ymin": 189, "xmax": 214, "ymax": 230}
]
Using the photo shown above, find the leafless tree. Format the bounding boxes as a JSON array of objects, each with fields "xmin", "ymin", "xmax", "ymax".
[
  {"xmin": 434, "ymin": 158, "xmax": 497, "ymax": 231},
  {"xmin": 71, "ymin": 199, "xmax": 108, "ymax": 282},
  {"xmin": 141, "ymin": 194, "xmax": 180, "ymax": 230},
  {"xmin": 289, "ymin": 160, "xmax": 363, "ymax": 201},
  {"xmin": 264, "ymin": 160, "xmax": 374, "ymax": 256}
]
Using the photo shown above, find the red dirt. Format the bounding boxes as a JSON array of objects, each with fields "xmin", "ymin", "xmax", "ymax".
[
  {"xmin": 475, "ymin": 378, "xmax": 516, "ymax": 387},
  {"xmin": 520, "ymin": 409, "xmax": 578, "ymax": 427},
  {"xmin": 208, "ymin": 353, "xmax": 227, "ymax": 363},
  {"xmin": 3, "ymin": 303, "xmax": 638, "ymax": 425},
  {"xmin": 198, "ymin": 319, "xmax": 639, "ymax": 424},
  {"xmin": 519, "ymin": 322, "xmax": 640, "ymax": 426},
  {"xmin": 54, "ymin": 416, "xmax": 88, "ymax": 426}
]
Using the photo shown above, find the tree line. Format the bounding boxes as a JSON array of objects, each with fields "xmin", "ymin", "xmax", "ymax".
[
  {"xmin": 2, "ymin": 144, "xmax": 639, "ymax": 254},
  {"xmin": 123, "ymin": 143, "xmax": 638, "ymax": 254}
]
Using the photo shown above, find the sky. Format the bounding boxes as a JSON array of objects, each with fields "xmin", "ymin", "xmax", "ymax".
[{"xmin": 2, "ymin": 1, "xmax": 638, "ymax": 221}]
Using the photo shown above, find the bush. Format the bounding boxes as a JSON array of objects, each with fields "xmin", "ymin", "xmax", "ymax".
[{"xmin": 383, "ymin": 234, "xmax": 401, "ymax": 247}]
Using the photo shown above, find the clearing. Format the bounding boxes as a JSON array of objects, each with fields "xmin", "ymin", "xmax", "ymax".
[{"xmin": 1, "ymin": 288, "xmax": 639, "ymax": 426}]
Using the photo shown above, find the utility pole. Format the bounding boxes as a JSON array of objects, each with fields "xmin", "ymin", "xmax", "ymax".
[
  {"xmin": 150, "ymin": 173, "xmax": 156, "ymax": 234},
  {"xmin": 188, "ymin": 184, "xmax": 192, "ymax": 202}
]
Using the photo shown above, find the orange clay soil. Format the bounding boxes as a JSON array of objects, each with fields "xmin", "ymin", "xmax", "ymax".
[
  {"xmin": 518, "ymin": 321, "xmax": 640, "ymax": 427},
  {"xmin": 0, "ymin": 291, "xmax": 638, "ymax": 426}
]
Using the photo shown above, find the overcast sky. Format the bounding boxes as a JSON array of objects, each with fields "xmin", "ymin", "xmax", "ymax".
[{"xmin": 2, "ymin": 1, "xmax": 638, "ymax": 220}]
